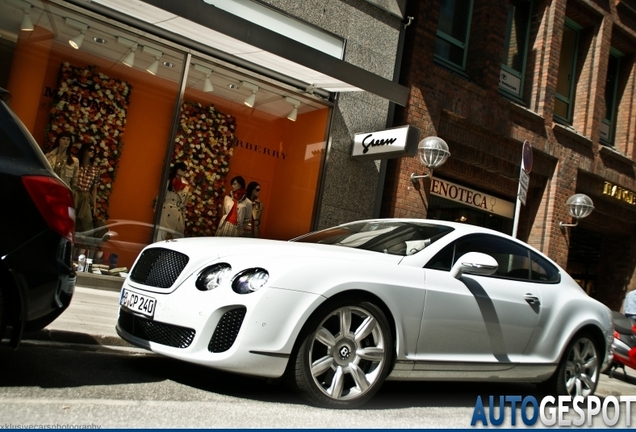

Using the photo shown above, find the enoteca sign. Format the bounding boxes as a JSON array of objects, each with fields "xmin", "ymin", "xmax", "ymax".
[
  {"xmin": 351, "ymin": 125, "xmax": 419, "ymax": 160},
  {"xmin": 431, "ymin": 178, "xmax": 515, "ymax": 219}
]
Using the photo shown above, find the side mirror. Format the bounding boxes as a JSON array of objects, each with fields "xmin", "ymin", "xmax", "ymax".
[
  {"xmin": 450, "ymin": 252, "xmax": 498, "ymax": 279},
  {"xmin": 102, "ymin": 230, "xmax": 118, "ymax": 242}
]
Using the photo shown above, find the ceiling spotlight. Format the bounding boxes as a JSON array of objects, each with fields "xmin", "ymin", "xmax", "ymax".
[
  {"xmin": 65, "ymin": 18, "xmax": 88, "ymax": 49},
  {"xmin": 8, "ymin": 0, "xmax": 33, "ymax": 31},
  {"xmin": 242, "ymin": 82, "xmax": 259, "ymax": 107},
  {"xmin": 194, "ymin": 64, "xmax": 214, "ymax": 92},
  {"xmin": 142, "ymin": 46, "xmax": 163, "ymax": 75},
  {"xmin": 92, "ymin": 37, "xmax": 107, "ymax": 44},
  {"xmin": 146, "ymin": 58, "xmax": 159, "ymax": 75},
  {"xmin": 203, "ymin": 75, "xmax": 214, "ymax": 93},
  {"xmin": 69, "ymin": 30, "xmax": 85, "ymax": 49},
  {"xmin": 117, "ymin": 37, "xmax": 138, "ymax": 67},
  {"xmin": 122, "ymin": 48, "xmax": 136, "ymax": 67},
  {"xmin": 21, "ymin": 9, "xmax": 33, "ymax": 31},
  {"xmin": 285, "ymin": 97, "xmax": 300, "ymax": 122}
]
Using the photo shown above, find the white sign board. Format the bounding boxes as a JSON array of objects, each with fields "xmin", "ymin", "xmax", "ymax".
[
  {"xmin": 499, "ymin": 69, "xmax": 522, "ymax": 96},
  {"xmin": 351, "ymin": 125, "xmax": 419, "ymax": 160},
  {"xmin": 518, "ymin": 169, "xmax": 529, "ymax": 206},
  {"xmin": 430, "ymin": 178, "xmax": 515, "ymax": 218}
]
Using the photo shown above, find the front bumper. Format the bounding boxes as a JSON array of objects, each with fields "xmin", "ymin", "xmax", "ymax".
[{"xmin": 116, "ymin": 280, "xmax": 324, "ymax": 378}]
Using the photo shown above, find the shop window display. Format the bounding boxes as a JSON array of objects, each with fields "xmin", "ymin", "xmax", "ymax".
[
  {"xmin": 170, "ymin": 101, "xmax": 236, "ymax": 237},
  {"xmin": 44, "ymin": 62, "xmax": 132, "ymax": 227},
  {"xmin": 0, "ymin": 0, "xmax": 330, "ymax": 277}
]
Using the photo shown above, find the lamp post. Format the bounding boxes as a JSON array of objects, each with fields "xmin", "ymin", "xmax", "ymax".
[
  {"xmin": 410, "ymin": 136, "xmax": 450, "ymax": 183},
  {"xmin": 559, "ymin": 193, "xmax": 594, "ymax": 229}
]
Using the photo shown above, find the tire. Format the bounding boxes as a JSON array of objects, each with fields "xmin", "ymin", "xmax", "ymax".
[
  {"xmin": 288, "ymin": 298, "xmax": 393, "ymax": 408},
  {"xmin": 542, "ymin": 333, "xmax": 601, "ymax": 397}
]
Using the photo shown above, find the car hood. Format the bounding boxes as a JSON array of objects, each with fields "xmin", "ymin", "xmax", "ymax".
[{"xmin": 146, "ymin": 236, "xmax": 404, "ymax": 266}]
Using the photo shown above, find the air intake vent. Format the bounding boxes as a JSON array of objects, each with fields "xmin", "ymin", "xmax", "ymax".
[
  {"xmin": 208, "ymin": 307, "xmax": 246, "ymax": 353},
  {"xmin": 118, "ymin": 309, "xmax": 195, "ymax": 348}
]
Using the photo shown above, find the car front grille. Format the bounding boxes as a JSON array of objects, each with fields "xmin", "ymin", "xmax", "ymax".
[
  {"xmin": 118, "ymin": 309, "xmax": 195, "ymax": 348},
  {"xmin": 129, "ymin": 248, "xmax": 189, "ymax": 288},
  {"xmin": 208, "ymin": 307, "xmax": 246, "ymax": 353}
]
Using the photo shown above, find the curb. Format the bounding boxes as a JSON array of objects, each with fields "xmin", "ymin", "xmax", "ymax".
[{"xmin": 23, "ymin": 328, "xmax": 130, "ymax": 348}]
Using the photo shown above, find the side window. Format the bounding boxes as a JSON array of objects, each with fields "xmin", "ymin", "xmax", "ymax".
[
  {"xmin": 425, "ymin": 234, "xmax": 560, "ymax": 283},
  {"xmin": 529, "ymin": 250, "xmax": 560, "ymax": 283},
  {"xmin": 0, "ymin": 103, "xmax": 27, "ymax": 159},
  {"xmin": 434, "ymin": 0, "xmax": 474, "ymax": 71},
  {"xmin": 454, "ymin": 234, "xmax": 530, "ymax": 278}
]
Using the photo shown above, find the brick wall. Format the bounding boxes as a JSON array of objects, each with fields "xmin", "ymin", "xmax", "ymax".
[{"xmin": 384, "ymin": 0, "xmax": 636, "ymax": 305}]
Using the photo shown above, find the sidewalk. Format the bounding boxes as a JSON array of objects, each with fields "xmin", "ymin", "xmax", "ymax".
[
  {"xmin": 25, "ymin": 285, "xmax": 125, "ymax": 347},
  {"xmin": 23, "ymin": 284, "xmax": 636, "ymax": 397}
]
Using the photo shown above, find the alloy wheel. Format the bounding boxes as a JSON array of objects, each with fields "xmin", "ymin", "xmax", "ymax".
[
  {"xmin": 308, "ymin": 304, "xmax": 388, "ymax": 402},
  {"xmin": 563, "ymin": 337, "xmax": 599, "ymax": 397}
]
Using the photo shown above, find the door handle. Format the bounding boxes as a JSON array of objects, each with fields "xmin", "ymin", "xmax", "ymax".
[{"xmin": 524, "ymin": 294, "xmax": 540, "ymax": 306}]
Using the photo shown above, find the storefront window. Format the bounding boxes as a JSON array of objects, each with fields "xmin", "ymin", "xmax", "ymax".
[
  {"xmin": 1, "ymin": 1, "xmax": 330, "ymax": 276},
  {"xmin": 175, "ymin": 57, "xmax": 330, "ymax": 242}
]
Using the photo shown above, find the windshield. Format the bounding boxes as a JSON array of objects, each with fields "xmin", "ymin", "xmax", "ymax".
[{"xmin": 293, "ymin": 221, "xmax": 454, "ymax": 256}]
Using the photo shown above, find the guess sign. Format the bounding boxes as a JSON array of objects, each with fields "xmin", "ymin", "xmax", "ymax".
[{"xmin": 351, "ymin": 125, "xmax": 419, "ymax": 160}]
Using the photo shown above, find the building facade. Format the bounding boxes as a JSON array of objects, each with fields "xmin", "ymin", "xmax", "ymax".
[
  {"xmin": 0, "ymin": 0, "xmax": 409, "ymax": 271},
  {"xmin": 382, "ymin": 0, "xmax": 636, "ymax": 309}
]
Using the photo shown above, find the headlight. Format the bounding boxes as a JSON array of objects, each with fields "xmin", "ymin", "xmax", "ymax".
[
  {"xmin": 232, "ymin": 268, "xmax": 269, "ymax": 294},
  {"xmin": 196, "ymin": 263, "xmax": 232, "ymax": 291}
]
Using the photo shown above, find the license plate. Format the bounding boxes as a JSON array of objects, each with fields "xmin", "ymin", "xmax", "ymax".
[{"xmin": 120, "ymin": 288, "xmax": 156, "ymax": 318}]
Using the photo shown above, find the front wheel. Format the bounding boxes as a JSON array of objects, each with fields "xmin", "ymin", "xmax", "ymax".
[
  {"xmin": 542, "ymin": 334, "xmax": 600, "ymax": 397},
  {"xmin": 288, "ymin": 299, "xmax": 393, "ymax": 408}
]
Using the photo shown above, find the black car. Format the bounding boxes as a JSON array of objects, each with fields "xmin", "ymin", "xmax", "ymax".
[{"xmin": 0, "ymin": 88, "xmax": 76, "ymax": 347}]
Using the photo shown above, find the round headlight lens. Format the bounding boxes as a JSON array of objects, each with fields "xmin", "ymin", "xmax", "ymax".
[
  {"xmin": 232, "ymin": 268, "xmax": 269, "ymax": 294},
  {"xmin": 196, "ymin": 263, "xmax": 232, "ymax": 291}
]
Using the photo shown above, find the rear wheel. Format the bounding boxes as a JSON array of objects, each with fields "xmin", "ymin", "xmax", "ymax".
[
  {"xmin": 288, "ymin": 299, "xmax": 393, "ymax": 408},
  {"xmin": 543, "ymin": 333, "xmax": 600, "ymax": 397}
]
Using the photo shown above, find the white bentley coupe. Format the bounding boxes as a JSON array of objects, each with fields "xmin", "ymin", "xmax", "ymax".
[{"xmin": 116, "ymin": 219, "xmax": 613, "ymax": 408}]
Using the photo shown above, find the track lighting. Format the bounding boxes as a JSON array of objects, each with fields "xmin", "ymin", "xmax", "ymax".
[
  {"xmin": 21, "ymin": 9, "xmax": 33, "ymax": 31},
  {"xmin": 122, "ymin": 45, "xmax": 136, "ymax": 67},
  {"xmin": 204, "ymin": 75, "xmax": 214, "ymax": 92},
  {"xmin": 9, "ymin": 0, "xmax": 34, "ymax": 31},
  {"xmin": 242, "ymin": 82, "xmax": 259, "ymax": 107},
  {"xmin": 66, "ymin": 18, "xmax": 88, "ymax": 49},
  {"xmin": 69, "ymin": 31, "xmax": 85, "ymax": 49},
  {"xmin": 285, "ymin": 97, "xmax": 300, "ymax": 122},
  {"xmin": 194, "ymin": 64, "xmax": 214, "ymax": 92},
  {"xmin": 117, "ymin": 37, "xmax": 138, "ymax": 67},
  {"xmin": 146, "ymin": 58, "xmax": 159, "ymax": 75},
  {"xmin": 142, "ymin": 46, "xmax": 163, "ymax": 75}
]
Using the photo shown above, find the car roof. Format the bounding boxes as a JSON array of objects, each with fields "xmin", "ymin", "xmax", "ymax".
[{"xmin": 337, "ymin": 218, "xmax": 502, "ymax": 236}]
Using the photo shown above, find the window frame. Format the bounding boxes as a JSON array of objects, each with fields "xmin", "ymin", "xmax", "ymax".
[
  {"xmin": 553, "ymin": 18, "xmax": 582, "ymax": 124},
  {"xmin": 499, "ymin": 0, "xmax": 533, "ymax": 100},
  {"xmin": 600, "ymin": 47, "xmax": 623, "ymax": 145},
  {"xmin": 424, "ymin": 233, "xmax": 561, "ymax": 284},
  {"xmin": 433, "ymin": 0, "xmax": 475, "ymax": 72}
]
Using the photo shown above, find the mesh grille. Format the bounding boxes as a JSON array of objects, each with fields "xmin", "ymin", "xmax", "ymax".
[
  {"xmin": 208, "ymin": 307, "xmax": 247, "ymax": 353},
  {"xmin": 118, "ymin": 309, "xmax": 195, "ymax": 348},
  {"xmin": 130, "ymin": 248, "xmax": 189, "ymax": 288}
]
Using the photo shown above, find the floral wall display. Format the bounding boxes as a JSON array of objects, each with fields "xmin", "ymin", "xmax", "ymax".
[
  {"xmin": 45, "ymin": 62, "xmax": 132, "ymax": 226},
  {"xmin": 172, "ymin": 101, "xmax": 236, "ymax": 237}
]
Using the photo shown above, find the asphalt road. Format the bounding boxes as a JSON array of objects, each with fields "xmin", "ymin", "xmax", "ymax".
[{"xmin": 0, "ymin": 285, "xmax": 633, "ymax": 428}]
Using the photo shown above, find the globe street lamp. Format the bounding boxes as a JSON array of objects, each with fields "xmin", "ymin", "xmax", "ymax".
[
  {"xmin": 410, "ymin": 136, "xmax": 451, "ymax": 184},
  {"xmin": 559, "ymin": 193, "xmax": 594, "ymax": 229}
]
